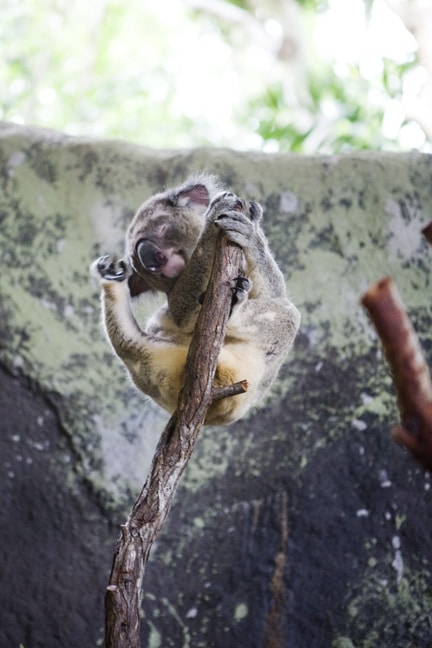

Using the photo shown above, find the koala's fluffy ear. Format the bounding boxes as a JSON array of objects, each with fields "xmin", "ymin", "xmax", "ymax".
[
  {"xmin": 174, "ymin": 173, "xmax": 222, "ymax": 209},
  {"xmin": 177, "ymin": 184, "xmax": 212, "ymax": 208}
]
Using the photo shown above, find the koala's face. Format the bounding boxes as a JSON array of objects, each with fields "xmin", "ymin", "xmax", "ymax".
[{"xmin": 126, "ymin": 181, "xmax": 212, "ymax": 295}]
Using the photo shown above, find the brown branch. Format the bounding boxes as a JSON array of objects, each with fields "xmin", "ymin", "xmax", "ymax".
[
  {"xmin": 422, "ymin": 221, "xmax": 432, "ymax": 244},
  {"xmin": 361, "ymin": 276, "xmax": 432, "ymax": 471},
  {"xmin": 104, "ymin": 232, "xmax": 247, "ymax": 648},
  {"xmin": 211, "ymin": 379, "xmax": 249, "ymax": 402},
  {"xmin": 263, "ymin": 491, "xmax": 289, "ymax": 648}
]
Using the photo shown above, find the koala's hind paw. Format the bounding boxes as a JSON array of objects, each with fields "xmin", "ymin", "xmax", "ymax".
[
  {"xmin": 230, "ymin": 276, "xmax": 251, "ymax": 314},
  {"xmin": 232, "ymin": 277, "xmax": 250, "ymax": 304},
  {"xmin": 93, "ymin": 255, "xmax": 128, "ymax": 282},
  {"xmin": 248, "ymin": 200, "xmax": 262, "ymax": 222},
  {"xmin": 198, "ymin": 277, "xmax": 250, "ymax": 312}
]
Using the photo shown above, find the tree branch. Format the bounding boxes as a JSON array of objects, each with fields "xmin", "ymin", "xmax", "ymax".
[
  {"xmin": 211, "ymin": 379, "xmax": 248, "ymax": 403},
  {"xmin": 422, "ymin": 221, "xmax": 432, "ymax": 244},
  {"xmin": 104, "ymin": 232, "xmax": 247, "ymax": 648},
  {"xmin": 361, "ymin": 276, "xmax": 432, "ymax": 471}
]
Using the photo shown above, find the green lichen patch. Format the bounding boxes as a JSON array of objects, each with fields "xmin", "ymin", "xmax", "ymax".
[{"xmin": 335, "ymin": 567, "xmax": 432, "ymax": 647}]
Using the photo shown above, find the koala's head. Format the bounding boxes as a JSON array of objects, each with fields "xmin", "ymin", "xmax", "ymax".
[{"xmin": 126, "ymin": 174, "xmax": 221, "ymax": 296}]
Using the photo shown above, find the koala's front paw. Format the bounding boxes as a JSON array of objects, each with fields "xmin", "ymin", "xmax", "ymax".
[
  {"xmin": 209, "ymin": 191, "xmax": 245, "ymax": 218},
  {"xmin": 209, "ymin": 192, "xmax": 262, "ymax": 247},
  {"xmin": 91, "ymin": 255, "xmax": 128, "ymax": 282}
]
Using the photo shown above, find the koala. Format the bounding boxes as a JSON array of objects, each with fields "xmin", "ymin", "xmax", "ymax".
[{"xmin": 91, "ymin": 174, "xmax": 300, "ymax": 425}]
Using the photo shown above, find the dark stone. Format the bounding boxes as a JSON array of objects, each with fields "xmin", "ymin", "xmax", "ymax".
[
  {"xmin": 0, "ymin": 365, "xmax": 114, "ymax": 648},
  {"xmin": 1, "ymin": 123, "xmax": 432, "ymax": 647}
]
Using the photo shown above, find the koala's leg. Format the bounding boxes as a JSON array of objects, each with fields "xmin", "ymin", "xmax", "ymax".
[
  {"xmin": 167, "ymin": 224, "xmax": 218, "ymax": 329},
  {"xmin": 91, "ymin": 256, "xmax": 162, "ymax": 399},
  {"xmin": 210, "ymin": 195, "xmax": 288, "ymax": 300},
  {"xmin": 92, "ymin": 256, "xmax": 142, "ymax": 355},
  {"xmin": 167, "ymin": 192, "xmax": 253, "ymax": 328},
  {"xmin": 169, "ymin": 191, "xmax": 292, "ymax": 331},
  {"xmin": 228, "ymin": 293, "xmax": 300, "ymax": 352},
  {"xmin": 207, "ymin": 194, "xmax": 301, "ymax": 363}
]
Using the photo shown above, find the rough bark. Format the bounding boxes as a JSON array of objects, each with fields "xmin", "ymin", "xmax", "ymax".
[
  {"xmin": 104, "ymin": 232, "xmax": 246, "ymax": 648},
  {"xmin": 361, "ymin": 276, "xmax": 432, "ymax": 471}
]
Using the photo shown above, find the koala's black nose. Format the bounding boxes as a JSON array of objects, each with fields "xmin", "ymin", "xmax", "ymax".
[{"xmin": 136, "ymin": 239, "xmax": 166, "ymax": 272}]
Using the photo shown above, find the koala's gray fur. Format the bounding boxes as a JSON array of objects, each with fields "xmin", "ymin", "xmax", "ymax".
[{"xmin": 92, "ymin": 174, "xmax": 300, "ymax": 425}]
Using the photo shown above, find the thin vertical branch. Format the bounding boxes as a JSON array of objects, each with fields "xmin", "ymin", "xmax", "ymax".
[{"xmin": 104, "ymin": 232, "xmax": 247, "ymax": 647}]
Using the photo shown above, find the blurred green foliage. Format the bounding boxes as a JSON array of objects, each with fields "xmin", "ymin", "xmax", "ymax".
[{"xmin": 0, "ymin": 0, "xmax": 427, "ymax": 152}]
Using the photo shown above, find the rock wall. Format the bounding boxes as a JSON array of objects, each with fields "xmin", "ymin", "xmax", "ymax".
[{"xmin": 1, "ymin": 122, "xmax": 431, "ymax": 647}]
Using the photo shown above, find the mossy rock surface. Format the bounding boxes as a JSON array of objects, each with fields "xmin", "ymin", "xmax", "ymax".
[{"xmin": 1, "ymin": 122, "xmax": 432, "ymax": 647}]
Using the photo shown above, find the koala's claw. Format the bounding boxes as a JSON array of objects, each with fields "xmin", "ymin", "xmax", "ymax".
[
  {"xmin": 248, "ymin": 200, "xmax": 262, "ymax": 222},
  {"xmin": 198, "ymin": 276, "xmax": 250, "ymax": 314},
  {"xmin": 227, "ymin": 195, "xmax": 245, "ymax": 212},
  {"xmin": 96, "ymin": 255, "xmax": 128, "ymax": 281},
  {"xmin": 229, "ymin": 276, "xmax": 251, "ymax": 315},
  {"xmin": 211, "ymin": 191, "xmax": 262, "ymax": 221},
  {"xmin": 212, "ymin": 191, "xmax": 245, "ymax": 212},
  {"xmin": 231, "ymin": 276, "xmax": 251, "ymax": 306},
  {"xmin": 210, "ymin": 193, "xmax": 262, "ymax": 250}
]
